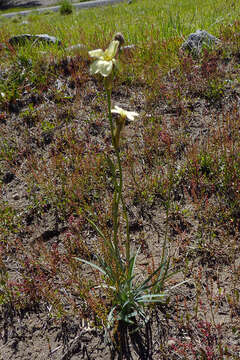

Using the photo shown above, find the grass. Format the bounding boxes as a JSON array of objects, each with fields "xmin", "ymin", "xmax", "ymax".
[
  {"xmin": 0, "ymin": 0, "xmax": 239, "ymax": 45},
  {"xmin": 0, "ymin": 0, "xmax": 240, "ymax": 358}
]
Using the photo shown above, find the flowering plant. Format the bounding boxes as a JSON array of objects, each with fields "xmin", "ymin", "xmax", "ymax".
[
  {"xmin": 89, "ymin": 40, "xmax": 119, "ymax": 77},
  {"xmin": 111, "ymin": 105, "xmax": 139, "ymax": 149},
  {"xmin": 76, "ymin": 35, "xmax": 183, "ymax": 355}
]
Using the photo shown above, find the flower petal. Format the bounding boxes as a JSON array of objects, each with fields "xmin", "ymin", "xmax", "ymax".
[
  {"xmin": 104, "ymin": 40, "xmax": 119, "ymax": 60},
  {"xmin": 90, "ymin": 59, "xmax": 113, "ymax": 77},
  {"xmin": 126, "ymin": 111, "xmax": 139, "ymax": 121},
  {"xmin": 90, "ymin": 60, "xmax": 100, "ymax": 75},
  {"xmin": 111, "ymin": 106, "xmax": 139, "ymax": 121},
  {"xmin": 113, "ymin": 105, "xmax": 122, "ymax": 112},
  {"xmin": 111, "ymin": 106, "xmax": 125, "ymax": 117},
  {"xmin": 88, "ymin": 49, "xmax": 104, "ymax": 58},
  {"xmin": 111, "ymin": 109, "xmax": 121, "ymax": 115}
]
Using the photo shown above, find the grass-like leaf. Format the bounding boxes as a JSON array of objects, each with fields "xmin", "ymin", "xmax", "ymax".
[{"xmin": 75, "ymin": 257, "xmax": 106, "ymax": 276}]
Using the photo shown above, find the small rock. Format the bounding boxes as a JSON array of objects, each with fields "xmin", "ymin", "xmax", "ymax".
[
  {"xmin": 181, "ymin": 30, "xmax": 220, "ymax": 55},
  {"xmin": 56, "ymin": 78, "xmax": 63, "ymax": 90},
  {"xmin": 12, "ymin": 192, "xmax": 20, "ymax": 200},
  {"xmin": 9, "ymin": 34, "xmax": 62, "ymax": 47}
]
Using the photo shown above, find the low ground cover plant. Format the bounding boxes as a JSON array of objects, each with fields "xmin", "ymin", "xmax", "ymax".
[{"xmin": 60, "ymin": 0, "xmax": 73, "ymax": 15}]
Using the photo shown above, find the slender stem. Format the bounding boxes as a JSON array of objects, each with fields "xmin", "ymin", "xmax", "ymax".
[
  {"xmin": 105, "ymin": 79, "xmax": 115, "ymax": 148},
  {"xmin": 105, "ymin": 81, "xmax": 124, "ymax": 285},
  {"xmin": 105, "ymin": 78, "xmax": 130, "ymax": 273},
  {"xmin": 121, "ymin": 194, "xmax": 130, "ymax": 265},
  {"xmin": 116, "ymin": 148, "xmax": 130, "ymax": 266},
  {"xmin": 105, "ymin": 84, "xmax": 118, "ymax": 248}
]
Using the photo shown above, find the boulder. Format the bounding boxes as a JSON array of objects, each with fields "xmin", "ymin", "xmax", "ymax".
[
  {"xmin": 181, "ymin": 30, "xmax": 220, "ymax": 55},
  {"xmin": 0, "ymin": 1, "xmax": 40, "ymax": 10},
  {"xmin": 9, "ymin": 33, "xmax": 62, "ymax": 46}
]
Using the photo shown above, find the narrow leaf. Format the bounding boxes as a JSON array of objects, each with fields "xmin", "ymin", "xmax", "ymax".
[
  {"xmin": 75, "ymin": 257, "xmax": 106, "ymax": 275},
  {"xmin": 137, "ymin": 262, "xmax": 167, "ymax": 291},
  {"xmin": 86, "ymin": 217, "xmax": 106, "ymax": 240}
]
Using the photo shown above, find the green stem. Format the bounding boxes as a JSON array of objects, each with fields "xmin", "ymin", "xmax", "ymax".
[
  {"xmin": 105, "ymin": 79, "xmax": 115, "ymax": 148},
  {"xmin": 105, "ymin": 78, "xmax": 130, "ymax": 273},
  {"xmin": 121, "ymin": 194, "xmax": 130, "ymax": 265},
  {"xmin": 105, "ymin": 84, "xmax": 118, "ymax": 247},
  {"xmin": 116, "ymin": 142, "xmax": 130, "ymax": 267},
  {"xmin": 105, "ymin": 81, "xmax": 123, "ymax": 283}
]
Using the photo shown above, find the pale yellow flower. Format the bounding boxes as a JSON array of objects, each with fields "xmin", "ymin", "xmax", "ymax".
[
  {"xmin": 111, "ymin": 105, "xmax": 139, "ymax": 121},
  {"xmin": 111, "ymin": 106, "xmax": 139, "ymax": 149},
  {"xmin": 89, "ymin": 40, "xmax": 119, "ymax": 77}
]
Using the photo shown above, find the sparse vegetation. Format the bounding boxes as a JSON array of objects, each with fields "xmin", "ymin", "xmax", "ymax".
[
  {"xmin": 0, "ymin": 0, "xmax": 240, "ymax": 359},
  {"xmin": 60, "ymin": 0, "xmax": 73, "ymax": 15}
]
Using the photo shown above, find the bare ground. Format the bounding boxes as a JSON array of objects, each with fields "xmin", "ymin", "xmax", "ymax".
[{"xmin": 0, "ymin": 26, "xmax": 240, "ymax": 359}]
